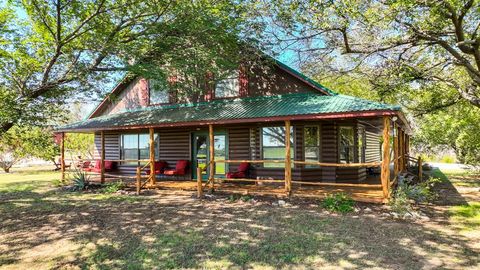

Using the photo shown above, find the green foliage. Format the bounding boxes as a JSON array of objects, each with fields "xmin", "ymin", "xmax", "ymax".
[
  {"xmin": 0, "ymin": 0, "xmax": 262, "ymax": 134},
  {"xmin": 65, "ymin": 133, "xmax": 94, "ymax": 159},
  {"xmin": 0, "ymin": 125, "xmax": 59, "ymax": 172},
  {"xmin": 101, "ymin": 181, "xmax": 124, "ymax": 194},
  {"xmin": 70, "ymin": 171, "xmax": 90, "ymax": 191},
  {"xmin": 389, "ymin": 185, "xmax": 413, "ymax": 216},
  {"xmin": 415, "ymin": 104, "xmax": 480, "ymax": 166},
  {"xmin": 321, "ymin": 193, "xmax": 355, "ymax": 213},
  {"xmin": 390, "ymin": 177, "xmax": 441, "ymax": 215}
]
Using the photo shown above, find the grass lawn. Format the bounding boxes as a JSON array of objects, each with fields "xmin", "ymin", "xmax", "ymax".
[{"xmin": 0, "ymin": 167, "xmax": 479, "ymax": 269}]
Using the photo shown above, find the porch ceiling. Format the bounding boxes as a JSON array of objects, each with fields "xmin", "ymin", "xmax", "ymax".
[{"xmin": 56, "ymin": 92, "xmax": 402, "ymax": 132}]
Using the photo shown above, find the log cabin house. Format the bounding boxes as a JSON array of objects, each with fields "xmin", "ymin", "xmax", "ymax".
[{"xmin": 56, "ymin": 60, "xmax": 412, "ymax": 203}]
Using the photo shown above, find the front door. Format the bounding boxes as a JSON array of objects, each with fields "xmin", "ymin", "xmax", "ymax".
[
  {"xmin": 192, "ymin": 133, "xmax": 208, "ymax": 180},
  {"xmin": 192, "ymin": 132, "xmax": 227, "ymax": 180}
]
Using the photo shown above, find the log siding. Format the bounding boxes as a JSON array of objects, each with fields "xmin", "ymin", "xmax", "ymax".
[{"xmin": 92, "ymin": 120, "xmax": 382, "ymax": 182}]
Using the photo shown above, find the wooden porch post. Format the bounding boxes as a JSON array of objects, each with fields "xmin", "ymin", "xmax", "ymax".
[
  {"xmin": 398, "ymin": 128, "xmax": 404, "ymax": 172},
  {"xmin": 100, "ymin": 131, "xmax": 105, "ymax": 184},
  {"xmin": 209, "ymin": 124, "xmax": 215, "ymax": 190},
  {"xmin": 381, "ymin": 117, "xmax": 391, "ymax": 199},
  {"xmin": 393, "ymin": 122, "xmax": 399, "ymax": 176},
  {"xmin": 60, "ymin": 132, "xmax": 65, "ymax": 182},
  {"xmin": 284, "ymin": 120, "xmax": 292, "ymax": 195},
  {"xmin": 404, "ymin": 129, "xmax": 407, "ymax": 171},
  {"xmin": 149, "ymin": 128, "xmax": 156, "ymax": 185}
]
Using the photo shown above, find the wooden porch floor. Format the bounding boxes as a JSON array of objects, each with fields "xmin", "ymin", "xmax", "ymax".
[
  {"xmin": 84, "ymin": 173, "xmax": 385, "ymax": 203},
  {"xmin": 145, "ymin": 180, "xmax": 384, "ymax": 203}
]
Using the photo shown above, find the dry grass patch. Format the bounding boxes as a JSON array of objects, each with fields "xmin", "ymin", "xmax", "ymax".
[{"xmin": 0, "ymin": 169, "xmax": 479, "ymax": 269}]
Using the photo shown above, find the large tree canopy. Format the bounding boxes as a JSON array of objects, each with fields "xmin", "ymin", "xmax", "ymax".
[
  {"xmin": 265, "ymin": 0, "xmax": 480, "ymax": 112},
  {"xmin": 0, "ymin": 0, "xmax": 260, "ymax": 134}
]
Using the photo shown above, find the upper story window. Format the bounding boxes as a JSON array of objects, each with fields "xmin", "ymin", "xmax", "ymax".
[
  {"xmin": 304, "ymin": 126, "xmax": 320, "ymax": 166},
  {"xmin": 339, "ymin": 126, "xmax": 355, "ymax": 163},
  {"xmin": 262, "ymin": 126, "xmax": 294, "ymax": 168},
  {"xmin": 215, "ymin": 70, "xmax": 240, "ymax": 98},
  {"xmin": 149, "ymin": 79, "xmax": 170, "ymax": 104}
]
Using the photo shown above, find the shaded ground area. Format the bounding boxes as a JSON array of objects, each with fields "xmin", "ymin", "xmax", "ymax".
[{"xmin": 0, "ymin": 168, "xmax": 479, "ymax": 269}]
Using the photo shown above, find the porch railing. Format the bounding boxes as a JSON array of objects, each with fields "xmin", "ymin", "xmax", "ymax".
[{"xmin": 196, "ymin": 159, "xmax": 384, "ymax": 200}]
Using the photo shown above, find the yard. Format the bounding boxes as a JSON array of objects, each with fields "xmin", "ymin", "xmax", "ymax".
[{"xmin": 0, "ymin": 167, "xmax": 479, "ymax": 269}]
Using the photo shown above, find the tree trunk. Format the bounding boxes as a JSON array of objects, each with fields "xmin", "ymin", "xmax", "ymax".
[{"xmin": 0, "ymin": 122, "xmax": 14, "ymax": 134}]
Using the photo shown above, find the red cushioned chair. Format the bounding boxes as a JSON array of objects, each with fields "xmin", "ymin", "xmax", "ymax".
[
  {"xmin": 145, "ymin": 161, "xmax": 168, "ymax": 175},
  {"xmin": 84, "ymin": 160, "xmax": 115, "ymax": 173},
  {"xmin": 226, "ymin": 162, "xmax": 249, "ymax": 179},
  {"xmin": 164, "ymin": 160, "xmax": 189, "ymax": 180}
]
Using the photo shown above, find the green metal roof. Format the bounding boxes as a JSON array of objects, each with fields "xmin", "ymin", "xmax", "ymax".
[{"xmin": 57, "ymin": 93, "xmax": 401, "ymax": 131}]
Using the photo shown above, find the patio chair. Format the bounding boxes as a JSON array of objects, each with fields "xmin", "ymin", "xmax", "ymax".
[
  {"xmin": 54, "ymin": 158, "xmax": 71, "ymax": 171},
  {"xmin": 145, "ymin": 161, "xmax": 168, "ymax": 176},
  {"xmin": 226, "ymin": 162, "xmax": 250, "ymax": 179},
  {"xmin": 163, "ymin": 160, "xmax": 189, "ymax": 180},
  {"xmin": 77, "ymin": 160, "xmax": 91, "ymax": 170},
  {"xmin": 84, "ymin": 160, "xmax": 115, "ymax": 173}
]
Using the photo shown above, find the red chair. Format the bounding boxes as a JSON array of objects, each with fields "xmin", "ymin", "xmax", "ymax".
[
  {"xmin": 145, "ymin": 161, "xmax": 168, "ymax": 175},
  {"xmin": 226, "ymin": 162, "xmax": 249, "ymax": 179},
  {"xmin": 84, "ymin": 160, "xmax": 115, "ymax": 173},
  {"xmin": 164, "ymin": 160, "xmax": 189, "ymax": 180}
]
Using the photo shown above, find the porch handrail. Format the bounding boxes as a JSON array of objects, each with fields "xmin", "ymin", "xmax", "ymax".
[
  {"xmin": 214, "ymin": 159, "xmax": 381, "ymax": 168},
  {"xmin": 136, "ymin": 161, "xmax": 152, "ymax": 195},
  {"xmin": 64, "ymin": 158, "xmax": 151, "ymax": 162}
]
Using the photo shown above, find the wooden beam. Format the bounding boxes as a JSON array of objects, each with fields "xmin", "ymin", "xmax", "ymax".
[
  {"xmin": 381, "ymin": 117, "xmax": 391, "ymax": 199},
  {"xmin": 284, "ymin": 120, "xmax": 292, "ymax": 195},
  {"xmin": 209, "ymin": 124, "xmax": 215, "ymax": 190},
  {"xmin": 393, "ymin": 122, "xmax": 399, "ymax": 176},
  {"xmin": 197, "ymin": 167, "xmax": 203, "ymax": 198},
  {"xmin": 100, "ymin": 131, "xmax": 105, "ymax": 184},
  {"xmin": 398, "ymin": 128, "xmax": 403, "ymax": 172},
  {"xmin": 149, "ymin": 128, "xmax": 156, "ymax": 185},
  {"xmin": 60, "ymin": 132, "xmax": 65, "ymax": 182},
  {"xmin": 136, "ymin": 167, "xmax": 141, "ymax": 195},
  {"xmin": 418, "ymin": 156, "xmax": 423, "ymax": 181},
  {"xmin": 403, "ymin": 132, "xmax": 408, "ymax": 171}
]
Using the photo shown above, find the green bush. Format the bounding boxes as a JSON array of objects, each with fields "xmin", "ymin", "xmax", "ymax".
[
  {"xmin": 70, "ymin": 171, "xmax": 90, "ymax": 191},
  {"xmin": 389, "ymin": 184, "xmax": 413, "ymax": 216},
  {"xmin": 440, "ymin": 155, "xmax": 456, "ymax": 164},
  {"xmin": 322, "ymin": 193, "xmax": 355, "ymax": 213},
  {"xmin": 102, "ymin": 181, "xmax": 124, "ymax": 194},
  {"xmin": 389, "ymin": 177, "xmax": 441, "ymax": 215}
]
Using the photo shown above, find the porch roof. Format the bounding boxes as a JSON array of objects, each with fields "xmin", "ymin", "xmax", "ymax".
[{"xmin": 56, "ymin": 93, "xmax": 402, "ymax": 132}]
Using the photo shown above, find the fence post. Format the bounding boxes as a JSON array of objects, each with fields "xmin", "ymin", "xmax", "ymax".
[
  {"xmin": 418, "ymin": 156, "xmax": 423, "ymax": 181},
  {"xmin": 197, "ymin": 167, "xmax": 203, "ymax": 198},
  {"xmin": 136, "ymin": 167, "xmax": 141, "ymax": 195}
]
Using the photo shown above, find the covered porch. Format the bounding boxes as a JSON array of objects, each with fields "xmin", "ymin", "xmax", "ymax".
[
  {"xmin": 57, "ymin": 116, "xmax": 412, "ymax": 204},
  {"xmin": 56, "ymin": 93, "xmax": 414, "ymax": 203}
]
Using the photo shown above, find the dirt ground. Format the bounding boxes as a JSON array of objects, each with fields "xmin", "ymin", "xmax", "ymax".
[{"xmin": 0, "ymin": 168, "xmax": 479, "ymax": 270}]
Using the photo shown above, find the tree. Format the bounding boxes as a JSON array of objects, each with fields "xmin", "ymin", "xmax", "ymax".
[
  {"xmin": 0, "ymin": 126, "xmax": 59, "ymax": 173},
  {"xmin": 265, "ymin": 0, "xmax": 480, "ymax": 111},
  {"xmin": 415, "ymin": 104, "xmax": 480, "ymax": 166},
  {"xmin": 0, "ymin": 0, "xmax": 261, "ymax": 134}
]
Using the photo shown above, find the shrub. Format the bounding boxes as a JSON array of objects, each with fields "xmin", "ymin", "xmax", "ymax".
[
  {"xmin": 322, "ymin": 193, "xmax": 355, "ymax": 213},
  {"xmin": 69, "ymin": 171, "xmax": 90, "ymax": 191},
  {"xmin": 389, "ymin": 185, "xmax": 413, "ymax": 216},
  {"xmin": 102, "ymin": 181, "xmax": 124, "ymax": 194},
  {"xmin": 390, "ymin": 177, "xmax": 441, "ymax": 216}
]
